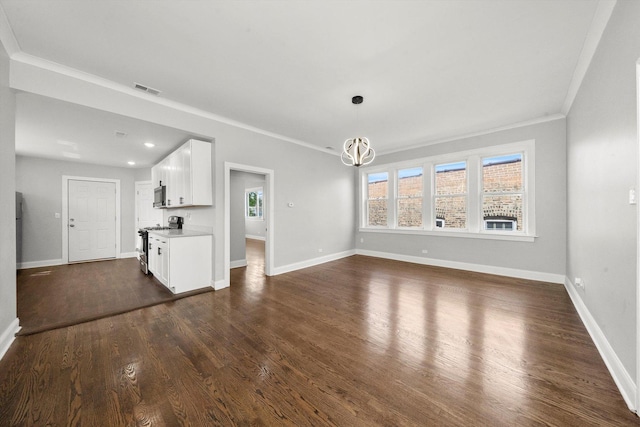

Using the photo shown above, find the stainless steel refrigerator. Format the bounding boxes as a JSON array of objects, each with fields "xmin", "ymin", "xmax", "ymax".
[{"xmin": 16, "ymin": 192, "xmax": 22, "ymax": 267}]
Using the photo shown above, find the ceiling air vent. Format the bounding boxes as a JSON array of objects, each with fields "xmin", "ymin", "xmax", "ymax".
[
  {"xmin": 133, "ymin": 82, "xmax": 161, "ymax": 96},
  {"xmin": 114, "ymin": 130, "xmax": 128, "ymax": 138}
]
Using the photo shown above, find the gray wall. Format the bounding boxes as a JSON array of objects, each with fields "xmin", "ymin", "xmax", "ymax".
[
  {"xmin": 215, "ymin": 130, "xmax": 356, "ymax": 274},
  {"xmin": 10, "ymin": 58, "xmax": 358, "ymax": 283},
  {"xmin": 566, "ymin": 0, "xmax": 639, "ymax": 380},
  {"xmin": 15, "ymin": 155, "xmax": 138, "ymax": 263},
  {"xmin": 358, "ymin": 118, "xmax": 567, "ymax": 277},
  {"xmin": 0, "ymin": 39, "xmax": 17, "ymax": 344}
]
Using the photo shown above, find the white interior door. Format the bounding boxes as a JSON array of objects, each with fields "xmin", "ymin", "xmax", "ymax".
[
  {"xmin": 136, "ymin": 181, "xmax": 163, "ymax": 230},
  {"xmin": 68, "ymin": 179, "xmax": 116, "ymax": 262}
]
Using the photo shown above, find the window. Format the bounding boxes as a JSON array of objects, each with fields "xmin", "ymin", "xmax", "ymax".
[
  {"xmin": 397, "ymin": 167, "xmax": 423, "ymax": 228},
  {"xmin": 367, "ymin": 172, "xmax": 388, "ymax": 226},
  {"xmin": 434, "ymin": 161, "xmax": 467, "ymax": 229},
  {"xmin": 482, "ymin": 154, "xmax": 523, "ymax": 232},
  {"xmin": 485, "ymin": 219, "xmax": 516, "ymax": 230},
  {"xmin": 359, "ymin": 140, "xmax": 535, "ymax": 241},
  {"xmin": 245, "ymin": 187, "xmax": 263, "ymax": 219}
]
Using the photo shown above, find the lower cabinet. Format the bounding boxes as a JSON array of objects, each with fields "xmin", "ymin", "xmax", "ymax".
[{"xmin": 148, "ymin": 233, "xmax": 212, "ymax": 294}]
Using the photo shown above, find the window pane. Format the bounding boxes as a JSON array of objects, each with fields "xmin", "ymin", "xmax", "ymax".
[
  {"xmin": 435, "ymin": 162, "xmax": 466, "ymax": 195},
  {"xmin": 483, "ymin": 154, "xmax": 522, "ymax": 192},
  {"xmin": 483, "ymin": 194, "xmax": 522, "ymax": 231},
  {"xmin": 368, "ymin": 172, "xmax": 388, "ymax": 199},
  {"xmin": 398, "ymin": 167, "xmax": 423, "ymax": 198},
  {"xmin": 398, "ymin": 198, "xmax": 422, "ymax": 227},
  {"xmin": 435, "ymin": 196, "xmax": 466, "ymax": 229},
  {"xmin": 368, "ymin": 200, "xmax": 387, "ymax": 226}
]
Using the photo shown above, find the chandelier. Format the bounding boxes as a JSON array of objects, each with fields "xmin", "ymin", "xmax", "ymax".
[{"xmin": 341, "ymin": 95, "xmax": 375, "ymax": 167}]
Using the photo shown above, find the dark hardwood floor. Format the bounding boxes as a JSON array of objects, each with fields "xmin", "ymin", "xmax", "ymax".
[
  {"xmin": 17, "ymin": 258, "xmax": 212, "ymax": 335},
  {"xmin": 1, "ymin": 241, "xmax": 638, "ymax": 425}
]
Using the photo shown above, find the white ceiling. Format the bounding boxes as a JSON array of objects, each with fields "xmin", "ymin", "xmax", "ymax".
[{"xmin": 1, "ymin": 0, "xmax": 605, "ymax": 167}]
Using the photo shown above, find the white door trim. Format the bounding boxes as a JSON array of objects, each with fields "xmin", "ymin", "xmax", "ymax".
[
  {"xmin": 62, "ymin": 175, "xmax": 121, "ymax": 264},
  {"xmin": 636, "ymin": 59, "xmax": 640, "ymax": 413},
  {"xmin": 134, "ymin": 180, "xmax": 152, "ymax": 231},
  {"xmin": 224, "ymin": 162, "xmax": 274, "ymax": 288}
]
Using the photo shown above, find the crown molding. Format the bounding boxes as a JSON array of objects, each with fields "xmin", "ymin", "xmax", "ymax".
[
  {"xmin": 9, "ymin": 52, "xmax": 337, "ymax": 156},
  {"xmin": 378, "ymin": 113, "xmax": 566, "ymax": 156},
  {"xmin": 561, "ymin": 0, "xmax": 617, "ymax": 115}
]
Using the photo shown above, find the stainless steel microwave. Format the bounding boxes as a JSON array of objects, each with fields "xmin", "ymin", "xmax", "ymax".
[{"xmin": 153, "ymin": 185, "xmax": 166, "ymax": 208}]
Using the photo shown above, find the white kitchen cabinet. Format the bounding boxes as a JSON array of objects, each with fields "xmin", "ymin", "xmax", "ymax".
[
  {"xmin": 152, "ymin": 157, "xmax": 170, "ymax": 190},
  {"xmin": 166, "ymin": 150, "xmax": 182, "ymax": 208},
  {"xmin": 148, "ymin": 231, "xmax": 212, "ymax": 294},
  {"xmin": 152, "ymin": 139, "xmax": 211, "ymax": 209},
  {"xmin": 172, "ymin": 139, "xmax": 211, "ymax": 207}
]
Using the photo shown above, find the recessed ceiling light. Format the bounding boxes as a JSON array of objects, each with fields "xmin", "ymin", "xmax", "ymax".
[
  {"xmin": 127, "ymin": 161, "xmax": 136, "ymax": 166},
  {"xmin": 144, "ymin": 142, "xmax": 155, "ymax": 148}
]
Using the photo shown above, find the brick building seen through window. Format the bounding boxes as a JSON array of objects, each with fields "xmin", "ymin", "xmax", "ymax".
[{"xmin": 367, "ymin": 155, "xmax": 523, "ymax": 230}]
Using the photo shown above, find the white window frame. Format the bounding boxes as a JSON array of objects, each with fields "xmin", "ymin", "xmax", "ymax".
[
  {"xmin": 358, "ymin": 140, "xmax": 536, "ymax": 242},
  {"xmin": 245, "ymin": 187, "xmax": 264, "ymax": 220},
  {"xmin": 366, "ymin": 171, "xmax": 391, "ymax": 228}
]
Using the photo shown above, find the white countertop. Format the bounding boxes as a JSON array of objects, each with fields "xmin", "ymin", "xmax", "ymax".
[{"xmin": 147, "ymin": 229, "xmax": 212, "ymax": 238}]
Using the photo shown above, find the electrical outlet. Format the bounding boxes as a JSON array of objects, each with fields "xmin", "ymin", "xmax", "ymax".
[
  {"xmin": 575, "ymin": 277, "xmax": 584, "ymax": 289},
  {"xmin": 318, "ymin": 248, "xmax": 323, "ymax": 253},
  {"xmin": 421, "ymin": 249, "xmax": 429, "ymax": 254}
]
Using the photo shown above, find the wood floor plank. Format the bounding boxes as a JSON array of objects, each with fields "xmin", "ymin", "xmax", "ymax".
[{"xmin": 1, "ymin": 242, "xmax": 638, "ymax": 426}]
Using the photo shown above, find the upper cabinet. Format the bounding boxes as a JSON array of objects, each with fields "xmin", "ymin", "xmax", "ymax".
[{"xmin": 152, "ymin": 139, "xmax": 212, "ymax": 208}]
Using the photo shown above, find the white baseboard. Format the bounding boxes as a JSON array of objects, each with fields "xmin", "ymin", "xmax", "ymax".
[
  {"xmin": 230, "ymin": 259, "xmax": 247, "ymax": 269},
  {"xmin": 563, "ymin": 277, "xmax": 636, "ymax": 412},
  {"xmin": 18, "ymin": 259, "xmax": 63, "ymax": 270},
  {"xmin": 272, "ymin": 249, "xmax": 356, "ymax": 276},
  {"xmin": 119, "ymin": 252, "xmax": 139, "ymax": 259},
  {"xmin": 356, "ymin": 249, "xmax": 565, "ymax": 284},
  {"xmin": 213, "ymin": 279, "xmax": 229, "ymax": 291},
  {"xmin": 0, "ymin": 318, "xmax": 20, "ymax": 361},
  {"xmin": 245, "ymin": 235, "xmax": 266, "ymax": 241}
]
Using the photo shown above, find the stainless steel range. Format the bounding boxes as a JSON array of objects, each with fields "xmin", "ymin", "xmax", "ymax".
[{"xmin": 138, "ymin": 216, "xmax": 183, "ymax": 274}]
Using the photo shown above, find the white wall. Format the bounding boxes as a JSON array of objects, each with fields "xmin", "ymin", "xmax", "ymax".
[
  {"xmin": 0, "ymin": 38, "xmax": 18, "ymax": 356},
  {"xmin": 15, "ymin": 155, "xmax": 139, "ymax": 265},
  {"xmin": 566, "ymin": 0, "xmax": 639, "ymax": 385},
  {"xmin": 0, "ymin": 36, "xmax": 18, "ymax": 357},
  {"xmin": 358, "ymin": 118, "xmax": 567, "ymax": 280},
  {"xmin": 8, "ymin": 58, "xmax": 356, "ymax": 284}
]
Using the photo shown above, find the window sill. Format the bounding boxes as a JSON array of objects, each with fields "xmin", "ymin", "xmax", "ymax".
[{"xmin": 358, "ymin": 227, "xmax": 537, "ymax": 242}]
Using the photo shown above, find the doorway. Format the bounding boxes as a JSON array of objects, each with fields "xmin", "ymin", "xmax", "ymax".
[
  {"xmin": 62, "ymin": 176, "xmax": 121, "ymax": 264},
  {"xmin": 224, "ymin": 163, "xmax": 274, "ymax": 288},
  {"xmin": 230, "ymin": 171, "xmax": 266, "ymax": 271}
]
